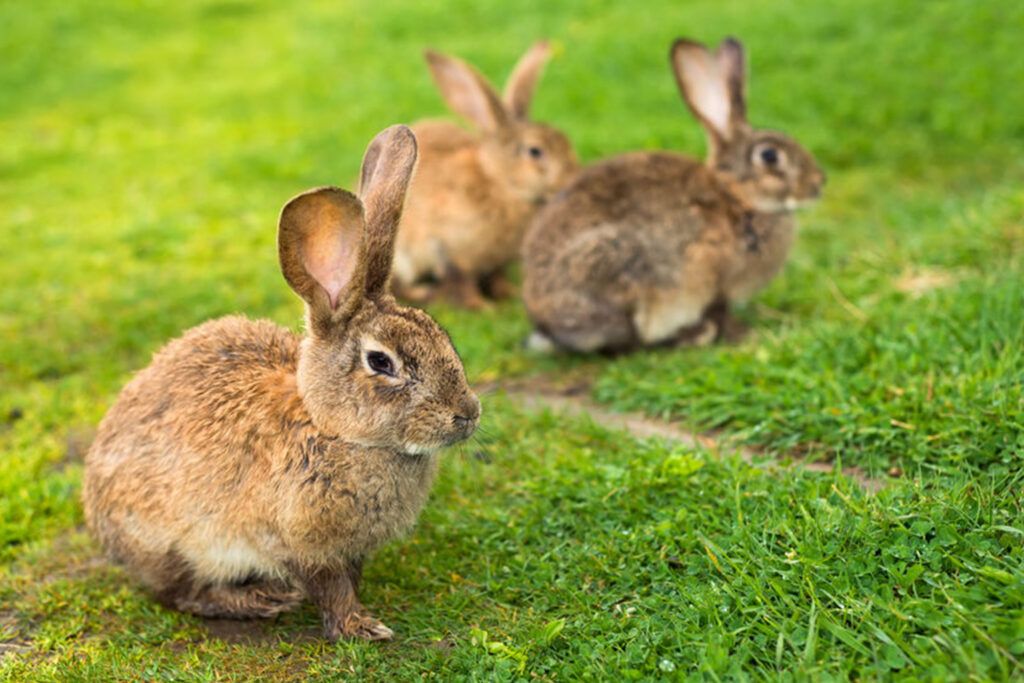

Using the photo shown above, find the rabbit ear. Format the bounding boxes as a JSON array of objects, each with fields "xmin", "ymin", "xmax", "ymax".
[
  {"xmin": 671, "ymin": 37, "xmax": 748, "ymax": 147},
  {"xmin": 278, "ymin": 187, "xmax": 367, "ymax": 335},
  {"xmin": 358, "ymin": 124, "xmax": 418, "ymax": 298},
  {"xmin": 715, "ymin": 38, "xmax": 747, "ymax": 126},
  {"xmin": 425, "ymin": 49, "xmax": 510, "ymax": 133},
  {"xmin": 502, "ymin": 41, "xmax": 551, "ymax": 120}
]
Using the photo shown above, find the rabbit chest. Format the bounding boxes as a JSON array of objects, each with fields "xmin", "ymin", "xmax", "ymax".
[
  {"xmin": 278, "ymin": 439, "xmax": 439, "ymax": 562},
  {"xmin": 722, "ymin": 212, "xmax": 795, "ymax": 303},
  {"xmin": 444, "ymin": 186, "xmax": 534, "ymax": 274}
]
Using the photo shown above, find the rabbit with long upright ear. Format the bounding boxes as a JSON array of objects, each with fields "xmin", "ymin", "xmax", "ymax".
[
  {"xmin": 522, "ymin": 37, "xmax": 825, "ymax": 352},
  {"xmin": 82, "ymin": 125, "xmax": 480, "ymax": 641},
  {"xmin": 393, "ymin": 42, "xmax": 579, "ymax": 309}
]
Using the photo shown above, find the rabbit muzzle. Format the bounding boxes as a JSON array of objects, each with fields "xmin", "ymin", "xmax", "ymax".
[{"xmin": 449, "ymin": 394, "xmax": 481, "ymax": 443}]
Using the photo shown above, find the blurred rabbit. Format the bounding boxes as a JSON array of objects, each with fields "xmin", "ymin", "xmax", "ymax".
[
  {"xmin": 83, "ymin": 126, "xmax": 480, "ymax": 641},
  {"xmin": 393, "ymin": 42, "xmax": 579, "ymax": 309},
  {"xmin": 522, "ymin": 36, "xmax": 825, "ymax": 352}
]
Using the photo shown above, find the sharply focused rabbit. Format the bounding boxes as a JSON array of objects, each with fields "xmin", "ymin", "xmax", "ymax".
[
  {"xmin": 83, "ymin": 126, "xmax": 480, "ymax": 642},
  {"xmin": 393, "ymin": 42, "xmax": 579, "ymax": 309},
  {"xmin": 522, "ymin": 37, "xmax": 825, "ymax": 352}
]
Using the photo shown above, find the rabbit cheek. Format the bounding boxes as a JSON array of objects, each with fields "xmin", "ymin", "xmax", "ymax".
[
  {"xmin": 543, "ymin": 138, "xmax": 579, "ymax": 194},
  {"xmin": 399, "ymin": 401, "xmax": 473, "ymax": 455},
  {"xmin": 745, "ymin": 172, "xmax": 790, "ymax": 212},
  {"xmin": 532, "ymin": 162, "xmax": 572, "ymax": 204},
  {"xmin": 341, "ymin": 377, "xmax": 403, "ymax": 443},
  {"xmin": 797, "ymin": 166, "xmax": 826, "ymax": 203},
  {"xmin": 398, "ymin": 407, "xmax": 447, "ymax": 455}
]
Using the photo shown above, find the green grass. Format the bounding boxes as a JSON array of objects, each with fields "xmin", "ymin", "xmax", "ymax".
[{"xmin": 2, "ymin": 0, "xmax": 1023, "ymax": 679}]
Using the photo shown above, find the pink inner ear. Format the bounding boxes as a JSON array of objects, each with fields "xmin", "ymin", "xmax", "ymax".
[
  {"xmin": 303, "ymin": 203, "xmax": 361, "ymax": 309},
  {"xmin": 683, "ymin": 51, "xmax": 731, "ymax": 136}
]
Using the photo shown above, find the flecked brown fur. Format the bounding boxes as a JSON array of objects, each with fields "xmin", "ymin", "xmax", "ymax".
[
  {"xmin": 82, "ymin": 126, "xmax": 480, "ymax": 642},
  {"xmin": 522, "ymin": 37, "xmax": 825, "ymax": 352}
]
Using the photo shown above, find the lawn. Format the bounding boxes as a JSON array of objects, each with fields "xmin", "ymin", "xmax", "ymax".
[{"xmin": 2, "ymin": 0, "xmax": 1023, "ymax": 679}]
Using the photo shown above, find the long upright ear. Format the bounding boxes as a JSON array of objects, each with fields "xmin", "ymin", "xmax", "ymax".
[
  {"xmin": 502, "ymin": 41, "xmax": 551, "ymax": 120},
  {"xmin": 358, "ymin": 124, "xmax": 418, "ymax": 298},
  {"xmin": 279, "ymin": 187, "xmax": 366, "ymax": 335},
  {"xmin": 670, "ymin": 37, "xmax": 748, "ymax": 148},
  {"xmin": 425, "ymin": 49, "xmax": 510, "ymax": 133}
]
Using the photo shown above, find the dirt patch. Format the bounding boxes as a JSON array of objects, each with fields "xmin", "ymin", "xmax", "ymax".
[
  {"xmin": 30, "ymin": 531, "xmax": 107, "ymax": 584},
  {"xmin": 0, "ymin": 641, "xmax": 31, "ymax": 658},
  {"xmin": 894, "ymin": 267, "xmax": 958, "ymax": 298},
  {"xmin": 0, "ymin": 610, "xmax": 31, "ymax": 660},
  {"xmin": 200, "ymin": 616, "xmax": 321, "ymax": 646},
  {"xmin": 487, "ymin": 377, "xmax": 887, "ymax": 493},
  {"xmin": 0, "ymin": 407, "xmax": 25, "ymax": 435},
  {"xmin": 201, "ymin": 618, "xmax": 277, "ymax": 644},
  {"xmin": 476, "ymin": 366, "xmax": 597, "ymax": 398}
]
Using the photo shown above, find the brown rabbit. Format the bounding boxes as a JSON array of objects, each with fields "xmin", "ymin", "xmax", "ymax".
[
  {"xmin": 393, "ymin": 42, "xmax": 579, "ymax": 309},
  {"xmin": 522, "ymin": 37, "xmax": 825, "ymax": 352},
  {"xmin": 82, "ymin": 125, "xmax": 480, "ymax": 642}
]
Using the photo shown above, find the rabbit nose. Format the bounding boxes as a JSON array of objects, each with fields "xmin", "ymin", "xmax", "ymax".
[{"xmin": 454, "ymin": 395, "xmax": 481, "ymax": 424}]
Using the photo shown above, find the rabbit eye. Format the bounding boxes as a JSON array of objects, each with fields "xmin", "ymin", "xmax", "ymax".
[
  {"xmin": 758, "ymin": 147, "xmax": 780, "ymax": 166},
  {"xmin": 527, "ymin": 146, "xmax": 544, "ymax": 159},
  {"xmin": 365, "ymin": 351, "xmax": 396, "ymax": 377}
]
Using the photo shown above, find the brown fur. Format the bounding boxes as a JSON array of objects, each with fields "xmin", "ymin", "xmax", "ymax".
[
  {"xmin": 522, "ymin": 37, "xmax": 825, "ymax": 352},
  {"xmin": 393, "ymin": 43, "xmax": 579, "ymax": 309},
  {"xmin": 82, "ymin": 126, "xmax": 479, "ymax": 642}
]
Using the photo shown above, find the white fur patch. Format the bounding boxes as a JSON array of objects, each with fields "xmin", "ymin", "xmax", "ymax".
[
  {"xmin": 634, "ymin": 294, "xmax": 706, "ymax": 345},
  {"xmin": 184, "ymin": 535, "xmax": 279, "ymax": 584},
  {"xmin": 402, "ymin": 442, "xmax": 439, "ymax": 456},
  {"xmin": 120, "ymin": 512, "xmax": 281, "ymax": 584},
  {"xmin": 524, "ymin": 330, "xmax": 557, "ymax": 353}
]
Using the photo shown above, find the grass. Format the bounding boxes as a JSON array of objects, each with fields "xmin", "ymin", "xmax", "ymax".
[{"xmin": 2, "ymin": 0, "xmax": 1022, "ymax": 679}]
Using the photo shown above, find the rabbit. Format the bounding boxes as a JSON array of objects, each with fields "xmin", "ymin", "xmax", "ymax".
[
  {"xmin": 392, "ymin": 41, "xmax": 579, "ymax": 309},
  {"xmin": 521, "ymin": 36, "xmax": 825, "ymax": 352},
  {"xmin": 82, "ymin": 125, "xmax": 481, "ymax": 642}
]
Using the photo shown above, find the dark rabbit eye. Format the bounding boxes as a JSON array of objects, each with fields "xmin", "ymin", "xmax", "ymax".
[
  {"xmin": 759, "ymin": 147, "xmax": 780, "ymax": 166},
  {"xmin": 366, "ymin": 351, "xmax": 395, "ymax": 377},
  {"xmin": 527, "ymin": 146, "xmax": 544, "ymax": 159}
]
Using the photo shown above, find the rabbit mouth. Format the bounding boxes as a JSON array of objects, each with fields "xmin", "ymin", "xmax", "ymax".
[{"xmin": 451, "ymin": 419, "xmax": 478, "ymax": 443}]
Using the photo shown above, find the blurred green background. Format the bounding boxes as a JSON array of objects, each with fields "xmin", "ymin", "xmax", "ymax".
[{"xmin": 2, "ymin": 0, "xmax": 1022, "ymax": 679}]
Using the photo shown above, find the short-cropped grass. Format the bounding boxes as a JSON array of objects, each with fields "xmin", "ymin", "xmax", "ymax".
[{"xmin": 2, "ymin": 0, "xmax": 1022, "ymax": 679}]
